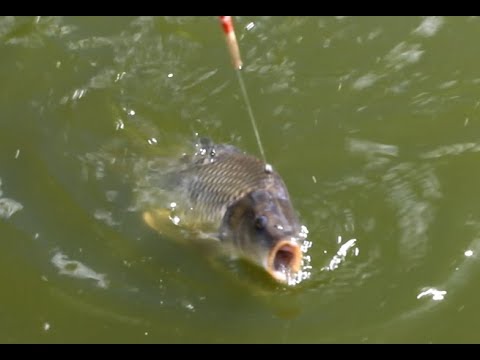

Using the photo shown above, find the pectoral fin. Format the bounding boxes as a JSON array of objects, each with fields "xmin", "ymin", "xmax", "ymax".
[{"xmin": 142, "ymin": 208, "xmax": 173, "ymax": 235}]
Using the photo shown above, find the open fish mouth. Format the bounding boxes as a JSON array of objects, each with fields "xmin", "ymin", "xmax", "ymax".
[{"xmin": 266, "ymin": 239, "xmax": 302, "ymax": 283}]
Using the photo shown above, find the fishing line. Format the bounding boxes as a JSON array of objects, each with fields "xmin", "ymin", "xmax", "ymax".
[{"xmin": 219, "ymin": 16, "xmax": 267, "ymax": 164}]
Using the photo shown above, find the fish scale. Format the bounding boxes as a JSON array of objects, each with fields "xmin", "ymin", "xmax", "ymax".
[{"xmin": 166, "ymin": 144, "xmax": 281, "ymax": 224}]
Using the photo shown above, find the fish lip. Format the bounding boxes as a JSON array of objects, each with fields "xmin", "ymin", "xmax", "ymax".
[{"xmin": 266, "ymin": 239, "xmax": 302, "ymax": 283}]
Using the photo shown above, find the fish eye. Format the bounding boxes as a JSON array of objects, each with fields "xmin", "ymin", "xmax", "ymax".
[{"xmin": 254, "ymin": 215, "xmax": 268, "ymax": 230}]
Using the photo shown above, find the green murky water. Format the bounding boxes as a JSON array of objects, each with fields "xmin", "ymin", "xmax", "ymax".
[{"xmin": 1, "ymin": 16, "xmax": 480, "ymax": 343}]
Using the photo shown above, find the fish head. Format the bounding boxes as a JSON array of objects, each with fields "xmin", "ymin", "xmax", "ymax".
[{"xmin": 220, "ymin": 188, "xmax": 304, "ymax": 284}]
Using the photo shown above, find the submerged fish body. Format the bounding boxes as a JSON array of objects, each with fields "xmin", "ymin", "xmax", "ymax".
[{"xmin": 143, "ymin": 138, "xmax": 308, "ymax": 284}]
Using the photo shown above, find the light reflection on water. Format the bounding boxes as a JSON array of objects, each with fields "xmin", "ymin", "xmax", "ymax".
[{"xmin": 51, "ymin": 251, "xmax": 109, "ymax": 289}]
